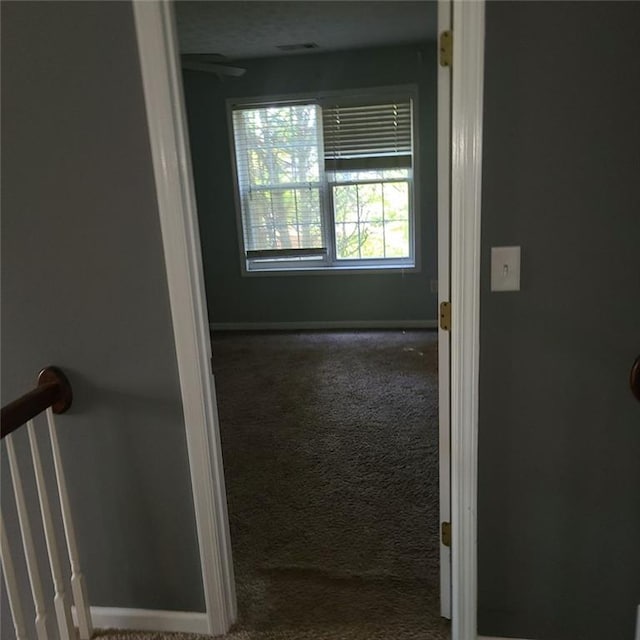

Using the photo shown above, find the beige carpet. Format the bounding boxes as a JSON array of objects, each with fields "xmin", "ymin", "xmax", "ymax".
[{"xmin": 100, "ymin": 331, "xmax": 449, "ymax": 640}]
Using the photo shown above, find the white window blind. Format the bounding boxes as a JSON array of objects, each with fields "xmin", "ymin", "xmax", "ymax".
[
  {"xmin": 232, "ymin": 103, "xmax": 325, "ymax": 255},
  {"xmin": 322, "ymin": 100, "xmax": 412, "ymax": 170}
]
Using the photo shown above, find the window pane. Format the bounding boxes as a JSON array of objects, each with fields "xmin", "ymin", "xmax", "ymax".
[
  {"xmin": 336, "ymin": 222, "xmax": 361, "ymax": 258},
  {"xmin": 298, "ymin": 224, "xmax": 323, "ymax": 247},
  {"xmin": 270, "ymin": 190, "xmax": 297, "ymax": 225},
  {"xmin": 296, "ymin": 188, "xmax": 322, "ymax": 226},
  {"xmin": 360, "ymin": 222, "xmax": 385, "ymax": 258},
  {"xmin": 384, "ymin": 221, "xmax": 410, "ymax": 257},
  {"xmin": 333, "ymin": 185, "xmax": 359, "ymax": 223},
  {"xmin": 250, "ymin": 225, "xmax": 276, "ymax": 249},
  {"xmin": 357, "ymin": 183, "xmax": 384, "ymax": 223},
  {"xmin": 382, "ymin": 182, "xmax": 409, "ymax": 222},
  {"xmin": 333, "ymin": 180, "xmax": 410, "ymax": 260},
  {"xmin": 244, "ymin": 188, "xmax": 321, "ymax": 251},
  {"xmin": 245, "ymin": 191, "xmax": 273, "ymax": 227}
]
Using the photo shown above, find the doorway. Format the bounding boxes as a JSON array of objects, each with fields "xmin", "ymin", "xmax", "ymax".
[
  {"xmin": 133, "ymin": 1, "xmax": 485, "ymax": 638},
  {"xmin": 174, "ymin": 1, "xmax": 450, "ymax": 636},
  {"xmin": 173, "ymin": 2, "xmax": 449, "ymax": 635}
]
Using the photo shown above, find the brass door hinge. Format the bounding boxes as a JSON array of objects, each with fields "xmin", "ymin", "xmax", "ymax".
[
  {"xmin": 440, "ymin": 301, "xmax": 451, "ymax": 331},
  {"xmin": 441, "ymin": 522, "xmax": 451, "ymax": 547},
  {"xmin": 439, "ymin": 30, "xmax": 452, "ymax": 67}
]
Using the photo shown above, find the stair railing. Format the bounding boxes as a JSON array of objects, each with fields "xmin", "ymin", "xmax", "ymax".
[{"xmin": 1, "ymin": 367, "xmax": 93, "ymax": 640}]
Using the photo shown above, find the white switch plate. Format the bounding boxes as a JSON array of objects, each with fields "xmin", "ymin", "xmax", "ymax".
[{"xmin": 491, "ymin": 246, "xmax": 521, "ymax": 291}]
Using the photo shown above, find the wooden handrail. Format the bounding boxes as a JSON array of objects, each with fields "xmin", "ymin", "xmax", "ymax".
[{"xmin": 1, "ymin": 367, "xmax": 72, "ymax": 439}]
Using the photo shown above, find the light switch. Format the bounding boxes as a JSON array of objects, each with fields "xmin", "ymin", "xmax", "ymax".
[{"xmin": 491, "ymin": 246, "xmax": 521, "ymax": 291}]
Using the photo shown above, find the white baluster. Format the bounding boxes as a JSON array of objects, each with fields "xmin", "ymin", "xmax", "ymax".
[
  {"xmin": 0, "ymin": 515, "xmax": 28, "ymax": 640},
  {"xmin": 7, "ymin": 434, "xmax": 49, "ymax": 640},
  {"xmin": 27, "ymin": 419, "xmax": 76, "ymax": 640},
  {"xmin": 46, "ymin": 409, "xmax": 93, "ymax": 640}
]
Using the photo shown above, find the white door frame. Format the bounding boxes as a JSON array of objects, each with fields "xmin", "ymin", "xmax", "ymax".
[
  {"xmin": 132, "ymin": 2, "xmax": 236, "ymax": 635},
  {"xmin": 449, "ymin": 2, "xmax": 485, "ymax": 639},
  {"xmin": 437, "ymin": 0, "xmax": 452, "ymax": 621},
  {"xmin": 133, "ymin": 1, "xmax": 485, "ymax": 638}
]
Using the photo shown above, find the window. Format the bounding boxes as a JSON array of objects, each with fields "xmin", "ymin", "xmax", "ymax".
[{"xmin": 229, "ymin": 87, "xmax": 417, "ymax": 273}]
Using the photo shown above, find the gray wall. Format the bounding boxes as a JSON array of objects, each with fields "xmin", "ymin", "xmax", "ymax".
[
  {"xmin": 182, "ymin": 44, "xmax": 438, "ymax": 325},
  {"xmin": 478, "ymin": 3, "xmax": 640, "ymax": 639},
  {"xmin": 1, "ymin": 2, "xmax": 204, "ymax": 635}
]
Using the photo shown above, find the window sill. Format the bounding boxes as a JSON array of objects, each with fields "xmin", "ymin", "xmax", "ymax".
[{"xmin": 242, "ymin": 263, "xmax": 419, "ymax": 277}]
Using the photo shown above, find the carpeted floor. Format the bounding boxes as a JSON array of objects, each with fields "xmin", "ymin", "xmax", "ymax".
[{"xmin": 101, "ymin": 330, "xmax": 448, "ymax": 640}]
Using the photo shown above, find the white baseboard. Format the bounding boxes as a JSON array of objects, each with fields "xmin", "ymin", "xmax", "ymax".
[
  {"xmin": 73, "ymin": 611, "xmax": 537, "ymax": 639},
  {"xmin": 72, "ymin": 612, "xmax": 534, "ymax": 639},
  {"xmin": 210, "ymin": 319, "xmax": 437, "ymax": 331},
  {"xmin": 73, "ymin": 607, "xmax": 209, "ymax": 634}
]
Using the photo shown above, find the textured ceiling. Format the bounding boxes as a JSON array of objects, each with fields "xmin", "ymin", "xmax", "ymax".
[{"xmin": 175, "ymin": 1, "xmax": 437, "ymax": 60}]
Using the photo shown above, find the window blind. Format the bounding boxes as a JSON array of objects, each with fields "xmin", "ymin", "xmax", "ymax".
[
  {"xmin": 231, "ymin": 104, "xmax": 325, "ymax": 254},
  {"xmin": 322, "ymin": 100, "xmax": 412, "ymax": 170}
]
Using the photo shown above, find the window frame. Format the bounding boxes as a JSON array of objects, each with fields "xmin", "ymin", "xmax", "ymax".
[{"xmin": 226, "ymin": 85, "xmax": 421, "ymax": 276}]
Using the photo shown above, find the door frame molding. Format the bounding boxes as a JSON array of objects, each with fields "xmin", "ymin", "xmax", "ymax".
[
  {"xmin": 132, "ymin": 0, "xmax": 485, "ymax": 637},
  {"xmin": 132, "ymin": 2, "xmax": 236, "ymax": 635},
  {"xmin": 450, "ymin": 2, "xmax": 485, "ymax": 639},
  {"xmin": 437, "ymin": 0, "xmax": 452, "ymax": 620}
]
